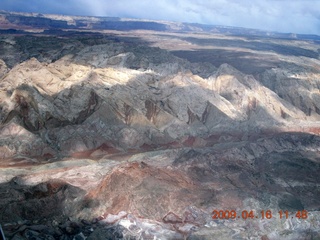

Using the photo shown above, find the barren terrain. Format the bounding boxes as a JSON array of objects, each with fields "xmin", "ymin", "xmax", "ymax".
[{"xmin": 0, "ymin": 11, "xmax": 319, "ymax": 240}]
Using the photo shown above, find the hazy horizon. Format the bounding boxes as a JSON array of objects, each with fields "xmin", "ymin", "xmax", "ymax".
[{"xmin": 0, "ymin": 0, "xmax": 319, "ymax": 35}]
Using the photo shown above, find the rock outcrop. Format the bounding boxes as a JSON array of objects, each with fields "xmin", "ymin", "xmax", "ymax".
[{"xmin": 0, "ymin": 41, "xmax": 318, "ymax": 160}]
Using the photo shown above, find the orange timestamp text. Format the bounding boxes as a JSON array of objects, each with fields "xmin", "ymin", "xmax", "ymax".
[{"xmin": 212, "ymin": 210, "xmax": 308, "ymax": 220}]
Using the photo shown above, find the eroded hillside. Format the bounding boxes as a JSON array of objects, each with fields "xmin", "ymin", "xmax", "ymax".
[{"xmin": 0, "ymin": 14, "xmax": 320, "ymax": 240}]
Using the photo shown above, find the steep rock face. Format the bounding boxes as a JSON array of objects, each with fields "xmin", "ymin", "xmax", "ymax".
[
  {"xmin": 0, "ymin": 121, "xmax": 55, "ymax": 159},
  {"xmin": 211, "ymin": 64, "xmax": 306, "ymax": 124},
  {"xmin": 1, "ymin": 83, "xmax": 98, "ymax": 132},
  {"xmin": 258, "ymin": 63, "xmax": 320, "ymax": 119},
  {"xmin": 0, "ymin": 39, "xmax": 319, "ymax": 160},
  {"xmin": 0, "ymin": 59, "xmax": 8, "ymax": 78}
]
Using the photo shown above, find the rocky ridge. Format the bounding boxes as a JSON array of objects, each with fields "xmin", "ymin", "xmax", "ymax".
[
  {"xmin": 0, "ymin": 30, "xmax": 319, "ymax": 239},
  {"xmin": 0, "ymin": 35, "xmax": 319, "ymax": 161}
]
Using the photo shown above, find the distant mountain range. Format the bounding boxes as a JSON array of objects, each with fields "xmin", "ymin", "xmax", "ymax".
[{"xmin": 1, "ymin": 10, "xmax": 319, "ymax": 41}]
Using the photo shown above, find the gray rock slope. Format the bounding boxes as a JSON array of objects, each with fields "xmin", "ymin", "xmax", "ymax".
[{"xmin": 0, "ymin": 35, "xmax": 319, "ymax": 160}]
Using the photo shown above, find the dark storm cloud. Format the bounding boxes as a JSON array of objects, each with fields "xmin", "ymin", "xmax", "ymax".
[
  {"xmin": 0, "ymin": 0, "xmax": 319, "ymax": 34},
  {"xmin": 0, "ymin": 0, "xmax": 90, "ymax": 16}
]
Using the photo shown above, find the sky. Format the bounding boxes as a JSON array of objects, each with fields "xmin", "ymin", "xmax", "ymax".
[{"xmin": 0, "ymin": 0, "xmax": 319, "ymax": 35}]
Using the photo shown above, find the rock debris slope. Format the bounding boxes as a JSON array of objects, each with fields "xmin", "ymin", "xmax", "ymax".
[{"xmin": 0, "ymin": 32, "xmax": 319, "ymax": 240}]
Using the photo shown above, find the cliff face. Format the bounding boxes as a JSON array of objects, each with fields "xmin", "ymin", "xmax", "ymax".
[{"xmin": 0, "ymin": 15, "xmax": 320, "ymax": 239}]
